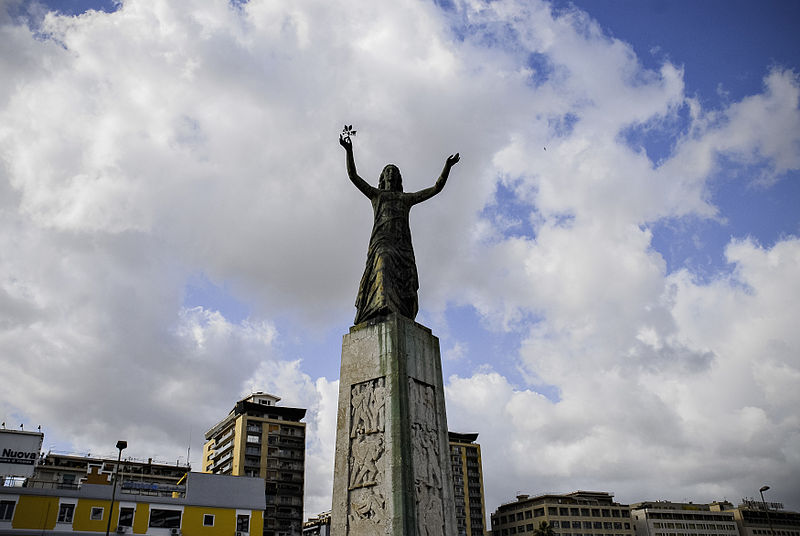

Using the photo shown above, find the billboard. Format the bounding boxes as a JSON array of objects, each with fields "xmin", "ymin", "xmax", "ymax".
[{"xmin": 0, "ymin": 429, "xmax": 44, "ymax": 478}]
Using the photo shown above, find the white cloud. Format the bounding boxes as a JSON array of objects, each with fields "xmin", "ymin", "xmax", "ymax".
[
  {"xmin": 1, "ymin": 0, "xmax": 799, "ymax": 522},
  {"xmin": 447, "ymin": 236, "xmax": 800, "ymax": 512}
]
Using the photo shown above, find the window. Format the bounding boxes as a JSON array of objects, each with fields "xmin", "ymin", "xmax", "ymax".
[
  {"xmin": 0, "ymin": 500, "xmax": 15, "ymax": 521},
  {"xmin": 518, "ymin": 513, "xmax": 525, "ymax": 521},
  {"xmin": 204, "ymin": 514, "xmax": 215, "ymax": 526},
  {"xmin": 91, "ymin": 507, "xmax": 104, "ymax": 520},
  {"xmin": 237, "ymin": 514, "xmax": 250, "ymax": 532},
  {"xmin": 58, "ymin": 504, "xmax": 75, "ymax": 523},
  {"xmin": 526, "ymin": 511, "xmax": 533, "ymax": 520},
  {"xmin": 149, "ymin": 509, "xmax": 182, "ymax": 528},
  {"xmin": 550, "ymin": 507, "xmax": 559, "ymax": 516},
  {"xmin": 118, "ymin": 507, "xmax": 135, "ymax": 527},
  {"xmin": 573, "ymin": 521, "xmax": 582, "ymax": 528}
]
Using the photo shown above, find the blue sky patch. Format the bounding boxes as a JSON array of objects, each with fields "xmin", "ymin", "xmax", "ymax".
[{"xmin": 183, "ymin": 272, "xmax": 251, "ymax": 324}]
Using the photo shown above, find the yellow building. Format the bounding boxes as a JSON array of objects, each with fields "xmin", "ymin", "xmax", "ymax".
[
  {"xmin": 202, "ymin": 392, "xmax": 306, "ymax": 536},
  {"xmin": 0, "ymin": 471, "xmax": 265, "ymax": 536},
  {"xmin": 449, "ymin": 432, "xmax": 487, "ymax": 536}
]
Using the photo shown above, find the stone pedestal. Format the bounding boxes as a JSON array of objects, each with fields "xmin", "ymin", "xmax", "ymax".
[{"xmin": 331, "ymin": 313, "xmax": 457, "ymax": 536}]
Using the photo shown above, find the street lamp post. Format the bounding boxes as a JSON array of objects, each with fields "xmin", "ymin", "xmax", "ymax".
[
  {"xmin": 105, "ymin": 441, "xmax": 128, "ymax": 536},
  {"xmin": 759, "ymin": 485, "xmax": 776, "ymax": 536}
]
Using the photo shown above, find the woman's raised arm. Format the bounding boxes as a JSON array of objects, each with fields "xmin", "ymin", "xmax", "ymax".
[
  {"xmin": 340, "ymin": 135, "xmax": 376, "ymax": 198},
  {"xmin": 408, "ymin": 153, "xmax": 460, "ymax": 205}
]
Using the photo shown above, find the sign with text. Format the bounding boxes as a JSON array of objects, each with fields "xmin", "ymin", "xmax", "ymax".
[{"xmin": 0, "ymin": 429, "xmax": 44, "ymax": 477}]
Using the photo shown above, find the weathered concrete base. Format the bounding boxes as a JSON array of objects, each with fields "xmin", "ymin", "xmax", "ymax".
[{"xmin": 331, "ymin": 313, "xmax": 457, "ymax": 536}]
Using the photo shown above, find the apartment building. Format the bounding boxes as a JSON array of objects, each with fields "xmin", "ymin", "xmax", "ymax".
[
  {"xmin": 202, "ymin": 392, "xmax": 306, "ymax": 536},
  {"xmin": 449, "ymin": 432, "xmax": 486, "ymax": 536}
]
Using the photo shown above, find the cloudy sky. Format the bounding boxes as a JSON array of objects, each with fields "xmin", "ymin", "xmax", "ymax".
[{"xmin": 2, "ymin": 0, "xmax": 799, "ymax": 522}]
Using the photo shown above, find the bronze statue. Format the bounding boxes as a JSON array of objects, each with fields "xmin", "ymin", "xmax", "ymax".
[{"xmin": 340, "ymin": 133, "xmax": 459, "ymax": 325}]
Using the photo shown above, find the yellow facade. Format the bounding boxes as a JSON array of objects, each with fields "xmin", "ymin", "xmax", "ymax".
[
  {"xmin": 2, "ymin": 472, "xmax": 265, "ymax": 536},
  {"xmin": 74, "ymin": 498, "xmax": 112, "ymax": 532},
  {"xmin": 183, "ymin": 506, "xmax": 236, "ymax": 534},
  {"xmin": 233, "ymin": 417, "xmax": 245, "ymax": 475},
  {"xmin": 3, "ymin": 494, "xmax": 262, "ymax": 536},
  {"xmin": 11, "ymin": 495, "xmax": 58, "ymax": 530},
  {"xmin": 132, "ymin": 502, "xmax": 150, "ymax": 535}
]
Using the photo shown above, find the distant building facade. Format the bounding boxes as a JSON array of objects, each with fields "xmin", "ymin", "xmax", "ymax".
[
  {"xmin": 630, "ymin": 501, "xmax": 738, "ymax": 536},
  {"xmin": 301, "ymin": 511, "xmax": 330, "ymax": 536},
  {"xmin": 202, "ymin": 392, "xmax": 306, "ymax": 536},
  {"xmin": 32, "ymin": 452, "xmax": 189, "ymax": 490},
  {"xmin": 0, "ymin": 471, "xmax": 264, "ymax": 536},
  {"xmin": 449, "ymin": 432, "xmax": 486, "ymax": 536},
  {"xmin": 490, "ymin": 491, "xmax": 635, "ymax": 536},
  {"xmin": 714, "ymin": 499, "xmax": 800, "ymax": 536}
]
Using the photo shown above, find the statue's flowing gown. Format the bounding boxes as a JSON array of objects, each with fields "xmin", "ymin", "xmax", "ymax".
[{"xmin": 354, "ymin": 190, "xmax": 424, "ymax": 325}]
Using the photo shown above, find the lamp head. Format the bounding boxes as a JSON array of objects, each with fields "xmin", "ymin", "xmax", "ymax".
[
  {"xmin": 116, "ymin": 440, "xmax": 128, "ymax": 451},
  {"xmin": 759, "ymin": 485, "xmax": 770, "ymax": 493}
]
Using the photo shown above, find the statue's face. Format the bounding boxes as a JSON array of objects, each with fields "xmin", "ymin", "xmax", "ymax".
[{"xmin": 381, "ymin": 165, "xmax": 403, "ymax": 191}]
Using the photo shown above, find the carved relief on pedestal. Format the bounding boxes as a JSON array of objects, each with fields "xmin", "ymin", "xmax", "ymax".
[
  {"xmin": 409, "ymin": 378, "xmax": 445, "ymax": 535},
  {"xmin": 348, "ymin": 377, "xmax": 387, "ymax": 534}
]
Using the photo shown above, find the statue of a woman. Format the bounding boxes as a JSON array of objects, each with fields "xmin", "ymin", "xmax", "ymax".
[{"xmin": 340, "ymin": 134, "xmax": 459, "ymax": 325}]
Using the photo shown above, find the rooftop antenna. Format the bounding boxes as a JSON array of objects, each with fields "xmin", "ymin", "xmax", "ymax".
[{"xmin": 186, "ymin": 427, "xmax": 192, "ymax": 469}]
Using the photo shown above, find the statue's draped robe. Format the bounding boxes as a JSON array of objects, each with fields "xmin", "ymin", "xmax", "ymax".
[{"xmin": 355, "ymin": 188, "xmax": 430, "ymax": 325}]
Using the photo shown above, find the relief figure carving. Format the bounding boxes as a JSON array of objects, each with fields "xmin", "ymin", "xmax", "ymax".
[
  {"xmin": 351, "ymin": 378, "xmax": 386, "ymax": 437},
  {"xmin": 350, "ymin": 433, "xmax": 384, "ymax": 489},
  {"xmin": 409, "ymin": 378, "xmax": 446, "ymax": 535},
  {"xmin": 348, "ymin": 377, "xmax": 387, "ymax": 534},
  {"xmin": 348, "ymin": 486, "xmax": 387, "ymax": 534}
]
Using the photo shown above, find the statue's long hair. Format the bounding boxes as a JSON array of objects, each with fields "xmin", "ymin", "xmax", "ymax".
[{"xmin": 378, "ymin": 164, "xmax": 403, "ymax": 191}]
